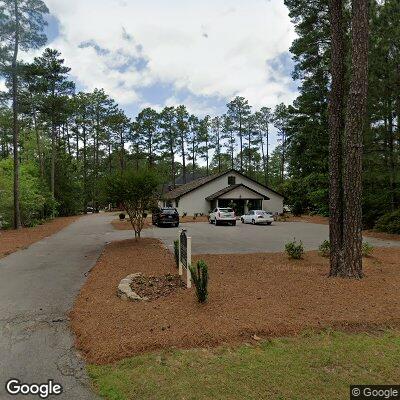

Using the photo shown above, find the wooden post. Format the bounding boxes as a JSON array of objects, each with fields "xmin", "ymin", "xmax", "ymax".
[
  {"xmin": 187, "ymin": 236, "xmax": 192, "ymax": 289},
  {"xmin": 178, "ymin": 229, "xmax": 183, "ymax": 276}
]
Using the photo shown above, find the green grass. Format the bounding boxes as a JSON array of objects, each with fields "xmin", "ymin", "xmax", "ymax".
[{"xmin": 88, "ymin": 331, "xmax": 400, "ymax": 400}]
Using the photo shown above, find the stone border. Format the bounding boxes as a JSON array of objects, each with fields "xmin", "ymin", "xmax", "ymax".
[{"xmin": 117, "ymin": 273, "xmax": 149, "ymax": 301}]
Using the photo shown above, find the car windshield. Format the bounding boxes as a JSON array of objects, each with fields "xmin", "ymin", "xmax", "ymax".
[{"xmin": 220, "ymin": 208, "xmax": 233, "ymax": 213}]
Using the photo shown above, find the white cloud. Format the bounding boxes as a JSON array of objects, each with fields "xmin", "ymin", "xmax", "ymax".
[{"xmin": 38, "ymin": 0, "xmax": 297, "ymax": 113}]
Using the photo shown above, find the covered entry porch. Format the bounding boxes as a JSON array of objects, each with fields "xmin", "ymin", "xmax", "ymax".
[{"xmin": 206, "ymin": 184, "xmax": 269, "ymax": 216}]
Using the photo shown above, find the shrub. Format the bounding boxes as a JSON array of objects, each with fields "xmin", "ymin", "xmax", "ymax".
[
  {"xmin": 0, "ymin": 158, "xmax": 57, "ymax": 228},
  {"xmin": 173, "ymin": 240, "xmax": 179, "ymax": 268},
  {"xmin": 285, "ymin": 239, "xmax": 304, "ymax": 259},
  {"xmin": 318, "ymin": 240, "xmax": 330, "ymax": 257},
  {"xmin": 362, "ymin": 242, "xmax": 374, "ymax": 257},
  {"xmin": 374, "ymin": 209, "xmax": 400, "ymax": 234},
  {"xmin": 189, "ymin": 260, "xmax": 208, "ymax": 303},
  {"xmin": 119, "ymin": 213, "xmax": 126, "ymax": 220}
]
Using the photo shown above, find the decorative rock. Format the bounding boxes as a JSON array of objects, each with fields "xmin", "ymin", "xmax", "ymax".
[{"xmin": 117, "ymin": 273, "xmax": 149, "ymax": 301}]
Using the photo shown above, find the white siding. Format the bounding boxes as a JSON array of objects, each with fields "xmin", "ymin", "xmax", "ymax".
[
  {"xmin": 219, "ymin": 186, "xmax": 263, "ymax": 200},
  {"xmin": 172, "ymin": 172, "xmax": 284, "ymax": 215}
]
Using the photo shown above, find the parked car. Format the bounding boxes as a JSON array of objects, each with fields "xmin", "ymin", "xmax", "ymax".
[
  {"xmin": 241, "ymin": 210, "xmax": 274, "ymax": 225},
  {"xmin": 152, "ymin": 207, "xmax": 180, "ymax": 227},
  {"xmin": 209, "ymin": 207, "xmax": 236, "ymax": 226}
]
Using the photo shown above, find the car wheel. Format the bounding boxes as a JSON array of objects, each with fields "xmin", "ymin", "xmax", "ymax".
[
  {"xmin": 267, "ymin": 222, "xmax": 272, "ymax": 225},
  {"xmin": 252, "ymin": 219, "xmax": 255, "ymax": 225},
  {"xmin": 232, "ymin": 221, "xmax": 236, "ymax": 226},
  {"xmin": 175, "ymin": 223, "xmax": 179, "ymax": 228},
  {"xmin": 241, "ymin": 218, "xmax": 244, "ymax": 223},
  {"xmin": 215, "ymin": 220, "xmax": 220, "ymax": 226}
]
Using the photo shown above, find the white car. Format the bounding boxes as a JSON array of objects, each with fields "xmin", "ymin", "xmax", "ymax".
[
  {"xmin": 209, "ymin": 207, "xmax": 236, "ymax": 226},
  {"xmin": 241, "ymin": 210, "xmax": 274, "ymax": 225}
]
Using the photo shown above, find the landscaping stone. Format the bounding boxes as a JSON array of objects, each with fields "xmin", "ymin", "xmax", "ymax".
[{"xmin": 117, "ymin": 273, "xmax": 149, "ymax": 301}]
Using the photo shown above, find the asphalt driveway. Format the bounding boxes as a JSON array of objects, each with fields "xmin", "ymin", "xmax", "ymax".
[
  {"xmin": 0, "ymin": 214, "xmax": 132, "ymax": 399},
  {"xmin": 143, "ymin": 221, "xmax": 400, "ymax": 254}
]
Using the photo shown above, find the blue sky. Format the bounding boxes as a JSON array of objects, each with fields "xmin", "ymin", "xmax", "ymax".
[{"xmin": 38, "ymin": 0, "xmax": 299, "ymax": 148}]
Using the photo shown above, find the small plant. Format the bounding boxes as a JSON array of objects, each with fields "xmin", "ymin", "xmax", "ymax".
[
  {"xmin": 318, "ymin": 240, "xmax": 330, "ymax": 257},
  {"xmin": 279, "ymin": 213, "xmax": 288, "ymax": 222},
  {"xmin": 285, "ymin": 239, "xmax": 304, "ymax": 259},
  {"xmin": 119, "ymin": 213, "xmax": 126, "ymax": 220},
  {"xmin": 173, "ymin": 240, "xmax": 179, "ymax": 268},
  {"xmin": 375, "ymin": 209, "xmax": 400, "ymax": 234},
  {"xmin": 193, "ymin": 215, "xmax": 197, "ymax": 220},
  {"xmin": 189, "ymin": 260, "xmax": 208, "ymax": 303},
  {"xmin": 362, "ymin": 242, "xmax": 373, "ymax": 257}
]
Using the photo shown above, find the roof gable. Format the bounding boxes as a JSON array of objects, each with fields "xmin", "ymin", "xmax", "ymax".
[
  {"xmin": 205, "ymin": 184, "xmax": 270, "ymax": 201},
  {"xmin": 162, "ymin": 169, "xmax": 284, "ymax": 200}
]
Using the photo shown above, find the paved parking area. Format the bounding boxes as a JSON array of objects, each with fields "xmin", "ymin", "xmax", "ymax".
[{"xmin": 142, "ymin": 221, "xmax": 400, "ymax": 254}]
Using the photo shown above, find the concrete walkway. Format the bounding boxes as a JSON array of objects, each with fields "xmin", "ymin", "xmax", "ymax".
[{"xmin": 0, "ymin": 214, "xmax": 132, "ymax": 399}]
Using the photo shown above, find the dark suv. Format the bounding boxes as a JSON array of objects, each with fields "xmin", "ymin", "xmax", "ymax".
[{"xmin": 152, "ymin": 207, "xmax": 180, "ymax": 227}]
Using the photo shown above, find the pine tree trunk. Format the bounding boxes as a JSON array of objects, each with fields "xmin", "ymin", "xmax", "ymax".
[
  {"xmin": 180, "ymin": 131, "xmax": 186, "ymax": 183},
  {"xmin": 260, "ymin": 132, "xmax": 267, "ymax": 185},
  {"xmin": 342, "ymin": 0, "xmax": 369, "ymax": 278},
  {"xmin": 33, "ymin": 107, "xmax": 44, "ymax": 179},
  {"xmin": 266, "ymin": 125, "xmax": 269, "ymax": 184},
  {"xmin": 12, "ymin": 0, "xmax": 21, "ymax": 229},
  {"xmin": 280, "ymin": 131, "xmax": 286, "ymax": 182},
  {"xmin": 387, "ymin": 108, "xmax": 395, "ymax": 211},
  {"xmin": 51, "ymin": 122, "xmax": 56, "ymax": 199},
  {"xmin": 328, "ymin": 0, "xmax": 346, "ymax": 276},
  {"xmin": 239, "ymin": 118, "xmax": 243, "ymax": 172},
  {"xmin": 83, "ymin": 126, "xmax": 87, "ymax": 213}
]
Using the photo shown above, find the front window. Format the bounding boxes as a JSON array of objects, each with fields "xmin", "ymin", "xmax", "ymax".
[{"xmin": 228, "ymin": 176, "xmax": 236, "ymax": 185}]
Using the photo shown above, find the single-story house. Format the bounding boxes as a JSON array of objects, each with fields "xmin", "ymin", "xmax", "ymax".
[{"xmin": 161, "ymin": 169, "xmax": 284, "ymax": 216}]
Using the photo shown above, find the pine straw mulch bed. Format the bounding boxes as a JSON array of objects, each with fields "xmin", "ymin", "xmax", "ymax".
[
  {"xmin": 0, "ymin": 215, "xmax": 80, "ymax": 259},
  {"xmin": 284, "ymin": 215, "xmax": 329, "ymax": 224},
  {"xmin": 70, "ymin": 238, "xmax": 400, "ymax": 365},
  {"xmin": 363, "ymin": 230, "xmax": 400, "ymax": 242}
]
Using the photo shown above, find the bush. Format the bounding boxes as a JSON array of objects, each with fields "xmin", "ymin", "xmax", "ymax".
[
  {"xmin": 374, "ymin": 210, "xmax": 400, "ymax": 234},
  {"xmin": 189, "ymin": 260, "xmax": 208, "ymax": 303},
  {"xmin": 0, "ymin": 158, "xmax": 57, "ymax": 228},
  {"xmin": 318, "ymin": 240, "xmax": 330, "ymax": 257},
  {"xmin": 119, "ymin": 213, "xmax": 126, "ymax": 220},
  {"xmin": 362, "ymin": 242, "xmax": 373, "ymax": 257},
  {"xmin": 285, "ymin": 239, "xmax": 304, "ymax": 259},
  {"xmin": 174, "ymin": 240, "xmax": 179, "ymax": 268}
]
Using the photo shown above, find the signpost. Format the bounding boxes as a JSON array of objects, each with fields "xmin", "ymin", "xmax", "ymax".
[{"xmin": 178, "ymin": 229, "xmax": 192, "ymax": 288}]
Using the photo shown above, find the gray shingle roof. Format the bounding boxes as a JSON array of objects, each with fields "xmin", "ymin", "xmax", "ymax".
[
  {"xmin": 163, "ymin": 171, "xmax": 227, "ymax": 200},
  {"xmin": 162, "ymin": 169, "xmax": 284, "ymax": 200}
]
